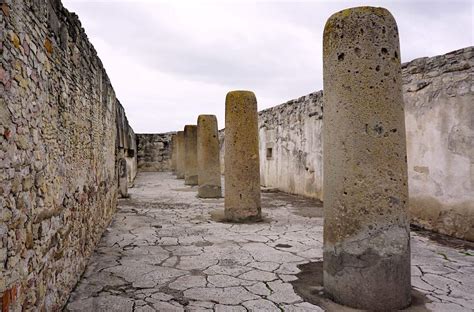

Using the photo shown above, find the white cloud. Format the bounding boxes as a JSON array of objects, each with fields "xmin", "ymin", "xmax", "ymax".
[{"xmin": 62, "ymin": 0, "xmax": 473, "ymax": 133}]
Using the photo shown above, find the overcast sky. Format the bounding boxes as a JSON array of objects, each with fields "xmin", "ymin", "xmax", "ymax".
[{"xmin": 62, "ymin": 0, "xmax": 473, "ymax": 133}]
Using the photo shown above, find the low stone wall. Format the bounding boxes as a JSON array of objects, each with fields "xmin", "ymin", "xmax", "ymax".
[
  {"xmin": 1, "ymin": 1, "xmax": 135, "ymax": 310},
  {"xmin": 136, "ymin": 133, "xmax": 174, "ymax": 172}
]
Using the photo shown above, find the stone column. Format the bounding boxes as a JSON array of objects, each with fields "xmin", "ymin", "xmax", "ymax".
[
  {"xmin": 225, "ymin": 91, "xmax": 261, "ymax": 222},
  {"xmin": 176, "ymin": 131, "xmax": 185, "ymax": 179},
  {"xmin": 184, "ymin": 125, "xmax": 198, "ymax": 185},
  {"xmin": 118, "ymin": 158, "xmax": 128, "ymax": 198},
  {"xmin": 171, "ymin": 134, "xmax": 177, "ymax": 173},
  {"xmin": 197, "ymin": 115, "xmax": 222, "ymax": 198},
  {"xmin": 322, "ymin": 7, "xmax": 410, "ymax": 310}
]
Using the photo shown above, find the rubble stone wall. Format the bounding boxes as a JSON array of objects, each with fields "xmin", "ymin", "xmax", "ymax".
[
  {"xmin": 136, "ymin": 133, "xmax": 174, "ymax": 172},
  {"xmin": 1, "ymin": 0, "xmax": 135, "ymax": 310}
]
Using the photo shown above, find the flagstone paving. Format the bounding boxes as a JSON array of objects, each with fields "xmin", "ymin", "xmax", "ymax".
[{"xmin": 65, "ymin": 172, "xmax": 474, "ymax": 311}]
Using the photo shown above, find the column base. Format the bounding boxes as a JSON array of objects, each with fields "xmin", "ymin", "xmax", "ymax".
[
  {"xmin": 198, "ymin": 185, "xmax": 222, "ymax": 198},
  {"xmin": 323, "ymin": 247, "xmax": 411, "ymax": 310}
]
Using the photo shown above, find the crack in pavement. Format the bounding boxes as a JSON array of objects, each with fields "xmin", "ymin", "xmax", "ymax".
[{"xmin": 65, "ymin": 172, "xmax": 474, "ymax": 312}]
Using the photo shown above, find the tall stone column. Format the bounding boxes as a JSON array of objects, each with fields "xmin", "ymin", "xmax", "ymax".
[
  {"xmin": 225, "ymin": 91, "xmax": 261, "ymax": 222},
  {"xmin": 176, "ymin": 131, "xmax": 185, "ymax": 179},
  {"xmin": 197, "ymin": 115, "xmax": 222, "ymax": 198},
  {"xmin": 184, "ymin": 125, "xmax": 198, "ymax": 185},
  {"xmin": 118, "ymin": 158, "xmax": 128, "ymax": 198},
  {"xmin": 322, "ymin": 7, "xmax": 410, "ymax": 310},
  {"xmin": 171, "ymin": 134, "xmax": 177, "ymax": 173}
]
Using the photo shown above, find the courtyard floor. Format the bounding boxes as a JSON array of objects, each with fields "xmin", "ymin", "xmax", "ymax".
[{"xmin": 65, "ymin": 172, "xmax": 474, "ymax": 312}]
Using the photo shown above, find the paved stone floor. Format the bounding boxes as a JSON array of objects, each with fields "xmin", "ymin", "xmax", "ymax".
[{"xmin": 65, "ymin": 172, "xmax": 474, "ymax": 312}]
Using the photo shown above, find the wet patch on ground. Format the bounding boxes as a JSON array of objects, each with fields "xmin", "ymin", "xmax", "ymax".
[
  {"xmin": 291, "ymin": 261, "xmax": 431, "ymax": 312},
  {"xmin": 411, "ymin": 225, "xmax": 474, "ymax": 251}
]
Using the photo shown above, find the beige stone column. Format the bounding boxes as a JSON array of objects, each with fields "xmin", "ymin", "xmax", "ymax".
[
  {"xmin": 197, "ymin": 115, "xmax": 222, "ymax": 198},
  {"xmin": 184, "ymin": 125, "xmax": 198, "ymax": 185},
  {"xmin": 176, "ymin": 131, "xmax": 185, "ymax": 179},
  {"xmin": 171, "ymin": 134, "xmax": 177, "ymax": 173},
  {"xmin": 118, "ymin": 158, "xmax": 128, "ymax": 198},
  {"xmin": 225, "ymin": 91, "xmax": 261, "ymax": 221},
  {"xmin": 322, "ymin": 7, "xmax": 410, "ymax": 310}
]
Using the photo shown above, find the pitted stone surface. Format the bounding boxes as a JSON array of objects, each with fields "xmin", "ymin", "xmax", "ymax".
[
  {"xmin": 224, "ymin": 91, "xmax": 262, "ymax": 222},
  {"xmin": 65, "ymin": 172, "xmax": 474, "ymax": 311},
  {"xmin": 323, "ymin": 6, "xmax": 410, "ymax": 310},
  {"xmin": 176, "ymin": 131, "xmax": 186, "ymax": 179},
  {"xmin": 197, "ymin": 115, "xmax": 222, "ymax": 198},
  {"xmin": 184, "ymin": 125, "xmax": 198, "ymax": 185}
]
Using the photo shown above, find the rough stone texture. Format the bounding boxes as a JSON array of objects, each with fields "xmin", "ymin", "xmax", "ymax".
[
  {"xmin": 170, "ymin": 134, "xmax": 177, "ymax": 172},
  {"xmin": 403, "ymin": 47, "xmax": 474, "ymax": 241},
  {"xmin": 322, "ymin": 7, "xmax": 410, "ymax": 310},
  {"xmin": 225, "ymin": 91, "xmax": 262, "ymax": 222},
  {"xmin": 65, "ymin": 172, "xmax": 474, "ymax": 312},
  {"xmin": 118, "ymin": 158, "xmax": 128, "ymax": 198},
  {"xmin": 176, "ymin": 131, "xmax": 185, "ymax": 179},
  {"xmin": 184, "ymin": 125, "xmax": 198, "ymax": 186},
  {"xmin": 136, "ymin": 133, "xmax": 174, "ymax": 172},
  {"xmin": 197, "ymin": 115, "xmax": 222, "ymax": 198},
  {"xmin": 218, "ymin": 128, "xmax": 225, "ymax": 175},
  {"xmin": 116, "ymin": 103, "xmax": 138, "ymax": 185},
  {"xmin": 0, "ymin": 0, "xmax": 135, "ymax": 310}
]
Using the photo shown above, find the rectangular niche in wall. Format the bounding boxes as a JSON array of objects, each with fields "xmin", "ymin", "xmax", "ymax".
[{"xmin": 266, "ymin": 147, "xmax": 273, "ymax": 160}]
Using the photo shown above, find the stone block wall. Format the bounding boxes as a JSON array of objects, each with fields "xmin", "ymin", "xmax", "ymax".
[
  {"xmin": 1, "ymin": 0, "xmax": 135, "ymax": 310},
  {"xmin": 136, "ymin": 133, "xmax": 174, "ymax": 172}
]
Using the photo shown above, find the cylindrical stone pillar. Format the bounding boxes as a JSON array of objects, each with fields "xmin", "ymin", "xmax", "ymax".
[
  {"xmin": 184, "ymin": 125, "xmax": 198, "ymax": 185},
  {"xmin": 176, "ymin": 131, "xmax": 185, "ymax": 179},
  {"xmin": 322, "ymin": 7, "xmax": 410, "ymax": 310},
  {"xmin": 118, "ymin": 158, "xmax": 128, "ymax": 198},
  {"xmin": 171, "ymin": 134, "xmax": 177, "ymax": 173},
  {"xmin": 225, "ymin": 91, "xmax": 261, "ymax": 222},
  {"xmin": 197, "ymin": 115, "xmax": 222, "ymax": 198}
]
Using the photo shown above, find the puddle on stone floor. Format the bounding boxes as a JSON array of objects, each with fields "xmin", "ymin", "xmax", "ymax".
[{"xmin": 291, "ymin": 261, "xmax": 431, "ymax": 312}]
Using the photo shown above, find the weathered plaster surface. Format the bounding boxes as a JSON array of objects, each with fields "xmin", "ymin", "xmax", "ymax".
[
  {"xmin": 256, "ymin": 47, "xmax": 473, "ymax": 241},
  {"xmin": 65, "ymin": 172, "xmax": 474, "ymax": 311},
  {"xmin": 1, "ymin": 1, "xmax": 135, "ymax": 310},
  {"xmin": 403, "ymin": 47, "xmax": 474, "ymax": 241},
  {"xmin": 259, "ymin": 92, "xmax": 324, "ymax": 200}
]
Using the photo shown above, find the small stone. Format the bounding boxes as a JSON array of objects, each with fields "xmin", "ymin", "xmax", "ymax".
[{"xmin": 44, "ymin": 38, "xmax": 53, "ymax": 54}]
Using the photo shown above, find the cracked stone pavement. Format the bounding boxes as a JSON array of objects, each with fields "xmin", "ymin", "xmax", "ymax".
[{"xmin": 65, "ymin": 172, "xmax": 474, "ymax": 311}]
